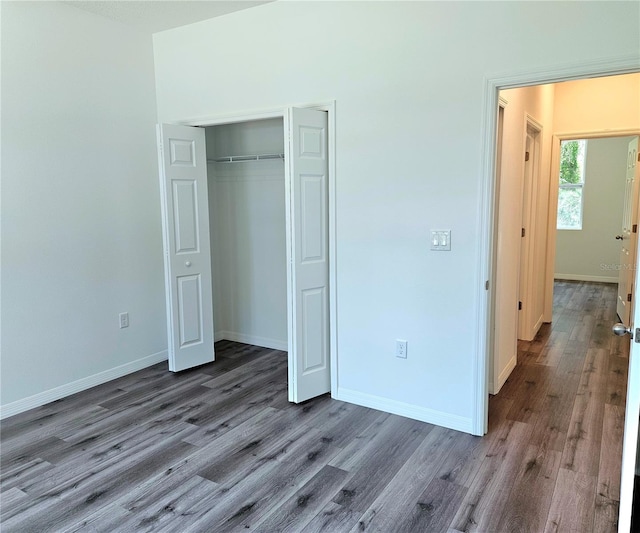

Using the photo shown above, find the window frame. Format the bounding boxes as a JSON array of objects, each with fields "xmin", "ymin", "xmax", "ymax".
[{"xmin": 557, "ymin": 139, "xmax": 587, "ymax": 231}]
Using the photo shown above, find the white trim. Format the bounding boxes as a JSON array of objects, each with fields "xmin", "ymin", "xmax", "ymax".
[
  {"xmin": 474, "ymin": 75, "xmax": 499, "ymax": 436},
  {"xmin": 518, "ymin": 115, "xmax": 543, "ymax": 342},
  {"xmin": 284, "ymin": 108, "xmax": 295, "ymax": 400},
  {"xmin": 214, "ymin": 331, "xmax": 287, "ymax": 351},
  {"xmin": 554, "ymin": 129, "xmax": 640, "ymax": 140},
  {"xmin": 335, "ymin": 387, "xmax": 473, "ymax": 434},
  {"xmin": 0, "ymin": 350, "xmax": 168, "ymax": 420},
  {"xmin": 179, "ymin": 108, "xmax": 285, "ymax": 127},
  {"xmin": 475, "ymin": 56, "xmax": 640, "ymax": 438},
  {"xmin": 525, "ymin": 114, "xmax": 543, "ymax": 135},
  {"xmin": 533, "ymin": 314, "xmax": 545, "ymax": 336},
  {"xmin": 177, "ymin": 101, "xmax": 337, "ymax": 128},
  {"xmin": 156, "ymin": 125, "xmax": 176, "ymax": 369},
  {"xmin": 554, "ymin": 273, "xmax": 618, "ymax": 284},
  {"xmin": 483, "ymin": 55, "xmax": 639, "ymax": 91},
  {"xmin": 326, "ymin": 103, "xmax": 339, "ymax": 397},
  {"xmin": 492, "ymin": 355, "xmax": 517, "ymax": 395}
]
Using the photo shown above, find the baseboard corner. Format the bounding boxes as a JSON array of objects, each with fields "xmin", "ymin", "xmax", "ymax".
[{"xmin": 335, "ymin": 387, "xmax": 474, "ymax": 434}]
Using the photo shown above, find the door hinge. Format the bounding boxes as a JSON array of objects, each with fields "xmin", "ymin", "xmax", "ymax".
[
  {"xmin": 628, "ymin": 293, "xmax": 633, "ymax": 302},
  {"xmin": 485, "ymin": 280, "xmax": 490, "ymax": 290},
  {"xmin": 521, "ymin": 228, "xmax": 526, "ymax": 237},
  {"xmin": 637, "ymin": 152, "xmax": 640, "ymax": 162},
  {"xmin": 518, "ymin": 301, "xmax": 522, "ymax": 310},
  {"xmin": 633, "ymin": 224, "xmax": 637, "ymax": 233},
  {"xmin": 525, "ymin": 151, "xmax": 530, "ymax": 162}
]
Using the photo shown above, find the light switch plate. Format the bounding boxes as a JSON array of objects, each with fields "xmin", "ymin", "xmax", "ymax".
[{"xmin": 430, "ymin": 230, "xmax": 451, "ymax": 251}]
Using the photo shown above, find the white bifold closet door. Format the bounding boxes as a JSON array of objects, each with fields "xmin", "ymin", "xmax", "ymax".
[
  {"xmin": 286, "ymin": 107, "xmax": 331, "ymax": 403},
  {"xmin": 157, "ymin": 108, "xmax": 330, "ymax": 403},
  {"xmin": 157, "ymin": 123, "xmax": 215, "ymax": 371}
]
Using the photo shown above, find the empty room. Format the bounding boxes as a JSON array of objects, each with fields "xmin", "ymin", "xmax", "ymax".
[{"xmin": 2, "ymin": 1, "xmax": 639, "ymax": 531}]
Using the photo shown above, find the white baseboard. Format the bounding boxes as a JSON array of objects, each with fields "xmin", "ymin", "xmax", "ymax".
[
  {"xmin": 0, "ymin": 350, "xmax": 168, "ymax": 420},
  {"xmin": 521, "ymin": 313, "xmax": 544, "ymax": 343},
  {"xmin": 334, "ymin": 387, "xmax": 473, "ymax": 434},
  {"xmin": 215, "ymin": 330, "xmax": 288, "ymax": 351},
  {"xmin": 533, "ymin": 314, "xmax": 544, "ymax": 335},
  {"xmin": 554, "ymin": 273, "xmax": 618, "ymax": 283},
  {"xmin": 493, "ymin": 354, "xmax": 517, "ymax": 395}
]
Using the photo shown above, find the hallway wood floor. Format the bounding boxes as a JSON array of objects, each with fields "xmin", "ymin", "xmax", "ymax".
[{"xmin": 0, "ymin": 281, "xmax": 629, "ymax": 532}]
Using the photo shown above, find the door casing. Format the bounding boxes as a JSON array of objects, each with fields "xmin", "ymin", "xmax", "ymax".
[
  {"xmin": 489, "ymin": 99, "xmax": 507, "ymax": 395},
  {"xmin": 174, "ymin": 102, "xmax": 338, "ymax": 397},
  {"xmin": 518, "ymin": 117, "xmax": 543, "ymax": 343},
  {"xmin": 475, "ymin": 58, "xmax": 640, "ymax": 436}
]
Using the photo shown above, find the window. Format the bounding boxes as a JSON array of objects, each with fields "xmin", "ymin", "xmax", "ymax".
[{"xmin": 557, "ymin": 139, "xmax": 587, "ymax": 230}]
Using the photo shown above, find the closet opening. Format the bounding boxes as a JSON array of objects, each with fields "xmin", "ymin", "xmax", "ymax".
[
  {"xmin": 157, "ymin": 105, "xmax": 335, "ymax": 404},
  {"xmin": 204, "ymin": 118, "xmax": 289, "ymax": 354}
]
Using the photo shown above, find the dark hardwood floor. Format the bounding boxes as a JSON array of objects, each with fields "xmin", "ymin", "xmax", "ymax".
[{"xmin": 0, "ymin": 281, "xmax": 629, "ymax": 532}]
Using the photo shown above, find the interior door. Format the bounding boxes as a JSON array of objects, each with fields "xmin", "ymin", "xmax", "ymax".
[
  {"xmin": 157, "ymin": 123, "xmax": 215, "ymax": 371},
  {"xmin": 518, "ymin": 133, "xmax": 533, "ymax": 342},
  {"xmin": 286, "ymin": 107, "xmax": 331, "ymax": 403},
  {"xmin": 617, "ymin": 137, "xmax": 639, "ymax": 324},
  {"xmin": 618, "ymin": 185, "xmax": 640, "ymax": 532}
]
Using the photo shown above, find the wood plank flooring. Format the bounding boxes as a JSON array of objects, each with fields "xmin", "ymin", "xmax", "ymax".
[{"xmin": 0, "ymin": 281, "xmax": 630, "ymax": 532}]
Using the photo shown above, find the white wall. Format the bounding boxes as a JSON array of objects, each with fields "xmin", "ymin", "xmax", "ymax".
[
  {"xmin": 493, "ymin": 84, "xmax": 555, "ymax": 392},
  {"xmin": 206, "ymin": 120, "xmax": 287, "ymax": 350},
  {"xmin": 152, "ymin": 1, "xmax": 639, "ymax": 432},
  {"xmin": 1, "ymin": 2, "xmax": 164, "ymax": 414},
  {"xmin": 555, "ymin": 137, "xmax": 633, "ymax": 282}
]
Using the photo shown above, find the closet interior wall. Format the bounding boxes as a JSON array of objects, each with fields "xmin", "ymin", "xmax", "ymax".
[{"xmin": 205, "ymin": 118, "xmax": 288, "ymax": 351}]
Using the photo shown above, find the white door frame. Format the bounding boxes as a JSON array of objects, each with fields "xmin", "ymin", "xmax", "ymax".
[
  {"xmin": 518, "ymin": 116, "xmax": 543, "ymax": 342},
  {"xmin": 177, "ymin": 101, "xmax": 338, "ymax": 396},
  {"xmin": 474, "ymin": 57, "xmax": 639, "ymax": 436},
  {"xmin": 489, "ymin": 98, "xmax": 507, "ymax": 395}
]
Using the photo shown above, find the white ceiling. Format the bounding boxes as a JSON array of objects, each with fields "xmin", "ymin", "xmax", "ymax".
[{"xmin": 65, "ymin": 1, "xmax": 272, "ymax": 34}]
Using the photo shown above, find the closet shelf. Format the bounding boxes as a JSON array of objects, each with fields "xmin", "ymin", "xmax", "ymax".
[{"xmin": 208, "ymin": 153, "xmax": 285, "ymax": 164}]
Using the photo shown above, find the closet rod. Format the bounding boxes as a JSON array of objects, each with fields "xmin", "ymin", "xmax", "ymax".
[{"xmin": 208, "ymin": 153, "xmax": 285, "ymax": 164}]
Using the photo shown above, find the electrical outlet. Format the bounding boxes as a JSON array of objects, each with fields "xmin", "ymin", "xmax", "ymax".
[
  {"xmin": 396, "ymin": 339, "xmax": 408, "ymax": 359},
  {"xmin": 119, "ymin": 312, "xmax": 129, "ymax": 329}
]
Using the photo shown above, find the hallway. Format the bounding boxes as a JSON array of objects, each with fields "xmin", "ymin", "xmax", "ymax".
[{"xmin": 460, "ymin": 280, "xmax": 628, "ymax": 531}]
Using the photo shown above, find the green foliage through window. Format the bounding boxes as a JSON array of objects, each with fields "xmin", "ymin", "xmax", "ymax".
[
  {"xmin": 559, "ymin": 141, "xmax": 584, "ymax": 185},
  {"xmin": 557, "ymin": 140, "xmax": 586, "ymax": 230}
]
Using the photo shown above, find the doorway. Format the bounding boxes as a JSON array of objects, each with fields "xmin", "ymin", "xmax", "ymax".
[
  {"xmin": 477, "ymin": 69, "xmax": 640, "ymax": 532},
  {"xmin": 489, "ymin": 75, "xmax": 640, "ymax": 401},
  {"xmin": 551, "ymin": 134, "xmax": 639, "ymax": 325}
]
